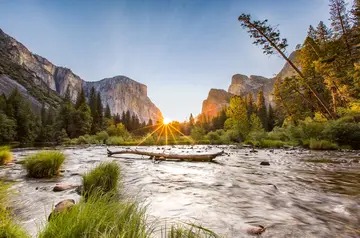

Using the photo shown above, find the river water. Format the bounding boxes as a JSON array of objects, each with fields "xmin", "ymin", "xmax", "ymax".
[{"xmin": 1, "ymin": 146, "xmax": 359, "ymax": 237}]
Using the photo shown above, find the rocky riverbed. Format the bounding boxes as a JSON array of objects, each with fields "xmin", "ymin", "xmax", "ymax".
[{"xmin": 1, "ymin": 145, "xmax": 359, "ymax": 237}]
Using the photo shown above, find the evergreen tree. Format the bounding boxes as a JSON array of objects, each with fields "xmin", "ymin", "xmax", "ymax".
[
  {"xmin": 75, "ymin": 89, "xmax": 86, "ymax": 109},
  {"xmin": 307, "ymin": 25, "xmax": 317, "ymax": 40},
  {"xmin": 96, "ymin": 92, "xmax": 104, "ymax": 130},
  {"xmin": 256, "ymin": 90, "xmax": 268, "ymax": 131},
  {"xmin": 267, "ymin": 104, "xmax": 276, "ymax": 131},
  {"xmin": 104, "ymin": 104, "xmax": 112, "ymax": 119},
  {"xmin": 225, "ymin": 96, "xmax": 250, "ymax": 140},
  {"xmin": 316, "ymin": 21, "xmax": 332, "ymax": 43},
  {"xmin": 329, "ymin": 0, "xmax": 352, "ymax": 56}
]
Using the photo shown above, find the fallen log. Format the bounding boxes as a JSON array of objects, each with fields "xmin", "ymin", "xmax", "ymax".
[{"xmin": 107, "ymin": 149, "xmax": 224, "ymax": 162}]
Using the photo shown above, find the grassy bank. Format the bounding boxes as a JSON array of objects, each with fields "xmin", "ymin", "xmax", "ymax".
[
  {"xmin": 0, "ymin": 181, "xmax": 29, "ymax": 238},
  {"xmin": 24, "ymin": 151, "xmax": 66, "ymax": 178}
]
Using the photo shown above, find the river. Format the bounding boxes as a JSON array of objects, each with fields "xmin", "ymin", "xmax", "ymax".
[{"xmin": 1, "ymin": 145, "xmax": 359, "ymax": 237}]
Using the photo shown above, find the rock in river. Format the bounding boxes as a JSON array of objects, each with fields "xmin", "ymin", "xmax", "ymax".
[
  {"xmin": 260, "ymin": 161, "xmax": 270, "ymax": 166},
  {"xmin": 48, "ymin": 199, "xmax": 75, "ymax": 221},
  {"xmin": 53, "ymin": 183, "xmax": 79, "ymax": 192}
]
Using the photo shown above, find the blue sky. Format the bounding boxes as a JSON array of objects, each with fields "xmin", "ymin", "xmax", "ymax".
[{"xmin": 0, "ymin": 0, "xmax": 335, "ymax": 121}]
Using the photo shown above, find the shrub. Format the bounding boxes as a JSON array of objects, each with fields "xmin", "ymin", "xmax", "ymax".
[
  {"xmin": 259, "ymin": 139, "xmax": 287, "ymax": 148},
  {"xmin": 24, "ymin": 151, "xmax": 66, "ymax": 178},
  {"xmin": 82, "ymin": 162, "xmax": 120, "ymax": 198},
  {"xmin": 0, "ymin": 146, "xmax": 12, "ymax": 165},
  {"xmin": 95, "ymin": 131, "xmax": 109, "ymax": 143},
  {"xmin": 39, "ymin": 194, "xmax": 148, "ymax": 238},
  {"xmin": 106, "ymin": 123, "xmax": 130, "ymax": 138},
  {"xmin": 309, "ymin": 139, "xmax": 338, "ymax": 150},
  {"xmin": 106, "ymin": 136, "xmax": 125, "ymax": 145},
  {"xmin": 323, "ymin": 119, "xmax": 360, "ymax": 149}
]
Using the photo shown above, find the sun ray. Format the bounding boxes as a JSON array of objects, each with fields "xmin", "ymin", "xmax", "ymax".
[
  {"xmin": 156, "ymin": 125, "xmax": 165, "ymax": 144},
  {"xmin": 168, "ymin": 126, "xmax": 178, "ymax": 144},
  {"xmin": 136, "ymin": 124, "xmax": 163, "ymax": 146},
  {"xmin": 169, "ymin": 124, "xmax": 195, "ymax": 144}
]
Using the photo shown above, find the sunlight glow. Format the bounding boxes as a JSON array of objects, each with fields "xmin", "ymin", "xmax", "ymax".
[{"xmin": 163, "ymin": 117, "xmax": 172, "ymax": 125}]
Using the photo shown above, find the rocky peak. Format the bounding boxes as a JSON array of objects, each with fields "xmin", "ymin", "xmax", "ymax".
[
  {"xmin": 0, "ymin": 28, "xmax": 163, "ymax": 123},
  {"xmin": 202, "ymin": 89, "xmax": 232, "ymax": 118}
]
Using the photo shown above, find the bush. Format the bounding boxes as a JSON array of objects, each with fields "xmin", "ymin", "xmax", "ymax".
[
  {"xmin": 24, "ymin": 151, "xmax": 66, "ymax": 178},
  {"xmin": 39, "ymin": 194, "xmax": 148, "ymax": 238},
  {"xmin": 106, "ymin": 136, "xmax": 125, "ymax": 145},
  {"xmin": 323, "ymin": 119, "xmax": 360, "ymax": 149},
  {"xmin": 106, "ymin": 123, "xmax": 130, "ymax": 138},
  {"xmin": 259, "ymin": 139, "xmax": 287, "ymax": 148},
  {"xmin": 0, "ymin": 146, "xmax": 12, "ymax": 165},
  {"xmin": 309, "ymin": 139, "xmax": 338, "ymax": 150},
  {"xmin": 82, "ymin": 162, "xmax": 120, "ymax": 198},
  {"xmin": 95, "ymin": 131, "xmax": 109, "ymax": 143}
]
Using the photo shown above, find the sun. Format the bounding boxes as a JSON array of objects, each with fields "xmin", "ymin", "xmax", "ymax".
[{"xmin": 163, "ymin": 117, "xmax": 172, "ymax": 125}]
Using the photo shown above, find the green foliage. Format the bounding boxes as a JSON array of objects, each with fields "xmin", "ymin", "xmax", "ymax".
[
  {"xmin": 323, "ymin": 117, "xmax": 360, "ymax": 149},
  {"xmin": 190, "ymin": 126, "xmax": 206, "ymax": 142},
  {"xmin": 225, "ymin": 96, "xmax": 250, "ymax": 141},
  {"xmin": 259, "ymin": 139, "xmax": 287, "ymax": 148},
  {"xmin": 106, "ymin": 136, "xmax": 126, "ymax": 145},
  {"xmin": 95, "ymin": 131, "xmax": 109, "ymax": 143},
  {"xmin": 82, "ymin": 162, "xmax": 120, "ymax": 198},
  {"xmin": 167, "ymin": 224, "xmax": 219, "ymax": 238},
  {"xmin": 39, "ymin": 193, "xmax": 148, "ymax": 238},
  {"xmin": 0, "ymin": 114, "xmax": 16, "ymax": 143},
  {"xmin": 106, "ymin": 123, "xmax": 130, "ymax": 138},
  {"xmin": 308, "ymin": 139, "xmax": 339, "ymax": 150},
  {"xmin": 24, "ymin": 151, "xmax": 66, "ymax": 178},
  {"xmin": 0, "ymin": 146, "xmax": 12, "ymax": 165}
]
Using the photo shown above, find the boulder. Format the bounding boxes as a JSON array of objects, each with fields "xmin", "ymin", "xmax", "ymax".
[
  {"xmin": 53, "ymin": 183, "xmax": 78, "ymax": 192},
  {"xmin": 260, "ymin": 161, "xmax": 270, "ymax": 166},
  {"xmin": 48, "ymin": 199, "xmax": 75, "ymax": 221},
  {"xmin": 246, "ymin": 225, "xmax": 266, "ymax": 235}
]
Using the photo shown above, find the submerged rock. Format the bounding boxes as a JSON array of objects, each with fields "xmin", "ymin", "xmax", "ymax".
[{"xmin": 246, "ymin": 225, "xmax": 266, "ymax": 235}]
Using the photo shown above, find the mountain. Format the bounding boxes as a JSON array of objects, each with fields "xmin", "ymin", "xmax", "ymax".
[
  {"xmin": 0, "ymin": 28, "xmax": 162, "ymax": 123},
  {"xmin": 201, "ymin": 53, "xmax": 298, "ymax": 118}
]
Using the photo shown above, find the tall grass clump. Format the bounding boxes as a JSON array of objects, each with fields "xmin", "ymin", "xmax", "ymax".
[
  {"xmin": 82, "ymin": 162, "xmax": 120, "ymax": 198},
  {"xmin": 39, "ymin": 193, "xmax": 149, "ymax": 238},
  {"xmin": 0, "ymin": 146, "xmax": 13, "ymax": 165},
  {"xmin": 0, "ymin": 181, "xmax": 29, "ymax": 238},
  {"xmin": 24, "ymin": 151, "xmax": 66, "ymax": 178},
  {"xmin": 166, "ymin": 224, "xmax": 220, "ymax": 238}
]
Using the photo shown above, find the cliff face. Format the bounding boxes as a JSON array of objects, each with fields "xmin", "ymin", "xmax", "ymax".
[
  {"xmin": 201, "ymin": 74, "xmax": 275, "ymax": 118},
  {"xmin": 85, "ymin": 76, "xmax": 162, "ymax": 123},
  {"xmin": 0, "ymin": 28, "xmax": 162, "ymax": 123},
  {"xmin": 202, "ymin": 89, "xmax": 232, "ymax": 118}
]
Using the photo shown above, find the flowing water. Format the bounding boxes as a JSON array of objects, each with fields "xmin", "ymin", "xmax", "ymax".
[{"xmin": 1, "ymin": 146, "xmax": 359, "ymax": 238}]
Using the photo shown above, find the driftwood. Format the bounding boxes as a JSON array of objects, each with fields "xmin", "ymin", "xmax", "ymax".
[{"xmin": 107, "ymin": 149, "xmax": 224, "ymax": 162}]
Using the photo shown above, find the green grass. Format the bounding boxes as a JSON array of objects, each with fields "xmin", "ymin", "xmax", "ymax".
[
  {"xmin": 39, "ymin": 193, "xmax": 149, "ymax": 238},
  {"xmin": 0, "ymin": 146, "xmax": 13, "ymax": 165},
  {"xmin": 82, "ymin": 162, "xmax": 120, "ymax": 198},
  {"xmin": 259, "ymin": 139, "xmax": 287, "ymax": 148},
  {"xmin": 167, "ymin": 224, "xmax": 220, "ymax": 238},
  {"xmin": 309, "ymin": 139, "xmax": 339, "ymax": 150},
  {"xmin": 0, "ymin": 181, "xmax": 29, "ymax": 238},
  {"xmin": 24, "ymin": 151, "xmax": 66, "ymax": 178}
]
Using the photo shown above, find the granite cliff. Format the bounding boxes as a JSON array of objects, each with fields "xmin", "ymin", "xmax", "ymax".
[
  {"xmin": 201, "ymin": 53, "xmax": 298, "ymax": 118},
  {"xmin": 0, "ymin": 28, "xmax": 162, "ymax": 123}
]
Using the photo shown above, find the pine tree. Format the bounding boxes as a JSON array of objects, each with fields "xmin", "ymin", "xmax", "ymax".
[
  {"xmin": 307, "ymin": 25, "xmax": 317, "ymax": 40},
  {"xmin": 96, "ymin": 92, "xmax": 104, "ymax": 130},
  {"xmin": 329, "ymin": 0, "xmax": 352, "ymax": 57},
  {"xmin": 225, "ymin": 96, "xmax": 250, "ymax": 140},
  {"xmin": 316, "ymin": 21, "xmax": 332, "ymax": 43},
  {"xmin": 104, "ymin": 104, "xmax": 112, "ymax": 119},
  {"xmin": 256, "ymin": 90, "xmax": 268, "ymax": 131},
  {"xmin": 75, "ymin": 88, "xmax": 86, "ymax": 109},
  {"xmin": 267, "ymin": 104, "xmax": 276, "ymax": 131}
]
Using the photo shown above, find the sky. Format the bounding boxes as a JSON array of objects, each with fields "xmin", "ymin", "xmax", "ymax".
[{"xmin": 0, "ymin": 0, "xmax": 337, "ymax": 121}]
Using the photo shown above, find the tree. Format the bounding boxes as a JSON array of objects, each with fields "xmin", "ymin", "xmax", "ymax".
[
  {"xmin": 96, "ymin": 92, "xmax": 104, "ymax": 130},
  {"xmin": 307, "ymin": 25, "xmax": 317, "ymax": 40},
  {"xmin": 316, "ymin": 21, "xmax": 332, "ymax": 44},
  {"xmin": 267, "ymin": 104, "xmax": 276, "ymax": 131},
  {"xmin": 225, "ymin": 96, "xmax": 250, "ymax": 140},
  {"xmin": 238, "ymin": 13, "xmax": 335, "ymax": 119},
  {"xmin": 0, "ymin": 114, "xmax": 16, "ymax": 143},
  {"xmin": 75, "ymin": 89, "xmax": 86, "ymax": 109},
  {"xmin": 329, "ymin": 0, "xmax": 352, "ymax": 57},
  {"xmin": 104, "ymin": 104, "xmax": 112, "ymax": 119},
  {"xmin": 351, "ymin": 0, "xmax": 360, "ymax": 26},
  {"xmin": 256, "ymin": 90, "xmax": 268, "ymax": 130}
]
